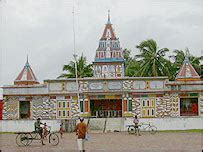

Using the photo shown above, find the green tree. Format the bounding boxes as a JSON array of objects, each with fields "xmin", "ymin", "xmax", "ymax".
[
  {"xmin": 135, "ymin": 39, "xmax": 170, "ymax": 77},
  {"xmin": 123, "ymin": 49, "xmax": 140, "ymax": 77},
  {"xmin": 58, "ymin": 54, "xmax": 93, "ymax": 78}
]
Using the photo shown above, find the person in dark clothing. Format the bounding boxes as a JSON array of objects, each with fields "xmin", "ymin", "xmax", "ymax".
[{"xmin": 34, "ymin": 118, "xmax": 45, "ymax": 145}]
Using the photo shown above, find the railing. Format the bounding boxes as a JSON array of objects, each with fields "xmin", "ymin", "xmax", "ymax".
[{"xmin": 92, "ymin": 110, "xmax": 122, "ymax": 118}]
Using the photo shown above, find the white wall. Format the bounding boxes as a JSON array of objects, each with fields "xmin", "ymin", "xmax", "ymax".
[
  {"xmin": 124, "ymin": 117, "xmax": 203, "ymax": 131},
  {"xmin": 0, "ymin": 117, "xmax": 203, "ymax": 132},
  {"xmin": 0, "ymin": 120, "xmax": 61, "ymax": 132}
]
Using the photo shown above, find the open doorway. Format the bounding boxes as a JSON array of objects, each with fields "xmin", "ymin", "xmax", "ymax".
[
  {"xmin": 19, "ymin": 101, "xmax": 30, "ymax": 119},
  {"xmin": 90, "ymin": 99, "xmax": 122, "ymax": 118},
  {"xmin": 180, "ymin": 98, "xmax": 198, "ymax": 116}
]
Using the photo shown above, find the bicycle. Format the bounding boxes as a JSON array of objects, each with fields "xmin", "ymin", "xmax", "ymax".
[
  {"xmin": 127, "ymin": 122, "xmax": 157, "ymax": 135},
  {"xmin": 16, "ymin": 124, "xmax": 59, "ymax": 146}
]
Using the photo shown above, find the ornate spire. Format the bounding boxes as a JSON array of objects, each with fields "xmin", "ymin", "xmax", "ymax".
[
  {"xmin": 101, "ymin": 10, "xmax": 116, "ymax": 40},
  {"xmin": 184, "ymin": 48, "xmax": 190, "ymax": 63},
  {"xmin": 14, "ymin": 56, "xmax": 39, "ymax": 85},
  {"xmin": 176, "ymin": 49, "xmax": 200, "ymax": 81},
  {"xmin": 107, "ymin": 10, "xmax": 111, "ymax": 24},
  {"xmin": 25, "ymin": 54, "xmax": 29, "ymax": 67}
]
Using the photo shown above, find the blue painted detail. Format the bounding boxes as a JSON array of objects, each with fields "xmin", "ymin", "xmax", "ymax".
[{"xmin": 94, "ymin": 58, "xmax": 124, "ymax": 63}]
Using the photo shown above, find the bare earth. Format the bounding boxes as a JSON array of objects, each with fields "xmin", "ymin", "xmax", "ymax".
[{"xmin": 0, "ymin": 132, "xmax": 202, "ymax": 152}]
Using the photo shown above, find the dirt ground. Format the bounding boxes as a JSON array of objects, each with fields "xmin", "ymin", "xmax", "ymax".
[{"xmin": 0, "ymin": 132, "xmax": 202, "ymax": 152}]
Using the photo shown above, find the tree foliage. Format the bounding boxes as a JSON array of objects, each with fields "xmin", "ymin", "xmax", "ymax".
[{"xmin": 58, "ymin": 54, "xmax": 93, "ymax": 79}]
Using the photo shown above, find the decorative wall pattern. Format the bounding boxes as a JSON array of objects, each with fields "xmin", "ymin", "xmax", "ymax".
[
  {"xmin": 3, "ymin": 96, "xmax": 19, "ymax": 119},
  {"xmin": 150, "ymin": 81, "xmax": 164, "ymax": 89},
  {"xmin": 169, "ymin": 94, "xmax": 179, "ymax": 117},
  {"xmin": 156, "ymin": 97, "xmax": 170, "ymax": 117},
  {"xmin": 132, "ymin": 98, "xmax": 141, "ymax": 117},
  {"xmin": 156, "ymin": 94, "xmax": 179, "ymax": 118},
  {"xmin": 32, "ymin": 96, "xmax": 56, "ymax": 119},
  {"xmin": 79, "ymin": 81, "xmax": 89, "ymax": 92},
  {"xmin": 123, "ymin": 80, "xmax": 132, "ymax": 90},
  {"xmin": 89, "ymin": 82, "xmax": 103, "ymax": 90},
  {"xmin": 49, "ymin": 83, "xmax": 62, "ymax": 91},
  {"xmin": 71, "ymin": 96, "xmax": 80, "ymax": 117},
  {"xmin": 66, "ymin": 82, "xmax": 77, "ymax": 91},
  {"xmin": 133, "ymin": 81, "xmax": 146, "ymax": 90},
  {"xmin": 108, "ymin": 81, "xmax": 122, "ymax": 90}
]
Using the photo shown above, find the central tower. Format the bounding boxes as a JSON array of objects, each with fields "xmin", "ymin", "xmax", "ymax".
[{"xmin": 93, "ymin": 11, "xmax": 125, "ymax": 78}]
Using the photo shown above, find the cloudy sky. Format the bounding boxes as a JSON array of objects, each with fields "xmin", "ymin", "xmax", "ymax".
[{"xmin": 0, "ymin": 0, "xmax": 203, "ymax": 97}]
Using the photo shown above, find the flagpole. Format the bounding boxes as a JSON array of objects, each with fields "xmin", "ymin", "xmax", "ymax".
[{"xmin": 72, "ymin": 6, "xmax": 80, "ymax": 117}]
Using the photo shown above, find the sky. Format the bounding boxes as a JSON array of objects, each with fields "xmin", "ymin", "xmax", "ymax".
[{"xmin": 0, "ymin": 0, "xmax": 203, "ymax": 98}]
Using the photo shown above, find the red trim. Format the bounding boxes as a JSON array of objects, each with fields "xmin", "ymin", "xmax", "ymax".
[{"xmin": 0, "ymin": 100, "xmax": 3, "ymax": 120}]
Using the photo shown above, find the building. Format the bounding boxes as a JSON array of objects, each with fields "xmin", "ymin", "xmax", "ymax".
[{"xmin": 2, "ymin": 13, "xmax": 203, "ymax": 120}]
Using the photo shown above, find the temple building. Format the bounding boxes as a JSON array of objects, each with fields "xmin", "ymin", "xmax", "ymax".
[
  {"xmin": 93, "ymin": 11, "xmax": 124, "ymax": 78},
  {"xmin": 2, "ymin": 13, "xmax": 203, "ymax": 120}
]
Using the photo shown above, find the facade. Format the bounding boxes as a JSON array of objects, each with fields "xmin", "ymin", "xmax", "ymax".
[{"xmin": 2, "ymin": 14, "xmax": 203, "ymax": 120}]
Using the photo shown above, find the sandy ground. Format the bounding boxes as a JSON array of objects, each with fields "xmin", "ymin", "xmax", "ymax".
[{"xmin": 0, "ymin": 132, "xmax": 202, "ymax": 152}]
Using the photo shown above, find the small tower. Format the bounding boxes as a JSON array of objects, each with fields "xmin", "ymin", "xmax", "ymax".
[
  {"xmin": 93, "ymin": 10, "xmax": 125, "ymax": 78},
  {"xmin": 14, "ymin": 56, "xmax": 39, "ymax": 85},
  {"xmin": 176, "ymin": 50, "xmax": 200, "ymax": 81}
]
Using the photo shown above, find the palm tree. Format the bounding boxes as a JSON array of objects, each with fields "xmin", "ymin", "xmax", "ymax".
[
  {"xmin": 135, "ymin": 39, "xmax": 170, "ymax": 77},
  {"xmin": 58, "ymin": 54, "xmax": 93, "ymax": 78},
  {"xmin": 123, "ymin": 49, "xmax": 140, "ymax": 77},
  {"xmin": 170, "ymin": 48, "xmax": 201, "ymax": 75}
]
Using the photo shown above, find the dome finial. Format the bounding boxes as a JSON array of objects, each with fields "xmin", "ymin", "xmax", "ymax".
[{"xmin": 25, "ymin": 54, "xmax": 30, "ymax": 67}]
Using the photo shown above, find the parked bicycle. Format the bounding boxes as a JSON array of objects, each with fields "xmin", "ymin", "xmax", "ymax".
[
  {"xmin": 127, "ymin": 122, "xmax": 157, "ymax": 135},
  {"xmin": 16, "ymin": 124, "xmax": 59, "ymax": 146}
]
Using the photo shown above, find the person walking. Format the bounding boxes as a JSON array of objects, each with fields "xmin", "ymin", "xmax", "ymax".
[{"xmin": 75, "ymin": 117, "xmax": 87, "ymax": 152}]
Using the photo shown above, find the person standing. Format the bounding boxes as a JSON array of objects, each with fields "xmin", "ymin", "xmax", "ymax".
[
  {"xmin": 75, "ymin": 117, "xmax": 87, "ymax": 152},
  {"xmin": 59, "ymin": 123, "xmax": 65, "ymax": 138},
  {"xmin": 133, "ymin": 115, "xmax": 141, "ymax": 136}
]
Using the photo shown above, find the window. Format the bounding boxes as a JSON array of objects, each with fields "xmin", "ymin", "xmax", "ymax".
[
  {"xmin": 147, "ymin": 100, "xmax": 150, "ymax": 107},
  {"xmin": 143, "ymin": 100, "xmax": 145, "ymax": 106},
  {"xmin": 57, "ymin": 100, "xmax": 71, "ymax": 119},
  {"xmin": 152, "ymin": 109, "xmax": 154, "ymax": 116},
  {"xmin": 80, "ymin": 101, "xmax": 84, "ymax": 112},
  {"xmin": 58, "ymin": 111, "xmax": 61, "ymax": 117},
  {"xmin": 180, "ymin": 98, "xmax": 198, "ymax": 116},
  {"xmin": 141, "ymin": 98, "xmax": 156, "ymax": 118},
  {"xmin": 128, "ymin": 100, "xmax": 132, "ymax": 111}
]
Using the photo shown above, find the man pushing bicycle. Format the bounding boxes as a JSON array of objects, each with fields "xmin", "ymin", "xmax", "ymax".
[{"xmin": 34, "ymin": 118, "xmax": 45, "ymax": 145}]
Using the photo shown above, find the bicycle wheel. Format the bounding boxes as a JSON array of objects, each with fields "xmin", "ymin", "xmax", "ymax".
[
  {"xmin": 25, "ymin": 133, "xmax": 33, "ymax": 146},
  {"xmin": 16, "ymin": 133, "xmax": 29, "ymax": 146},
  {"xmin": 128, "ymin": 126, "xmax": 135, "ymax": 134},
  {"xmin": 149, "ymin": 125, "xmax": 157, "ymax": 134},
  {"xmin": 49, "ymin": 133, "xmax": 59, "ymax": 146}
]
